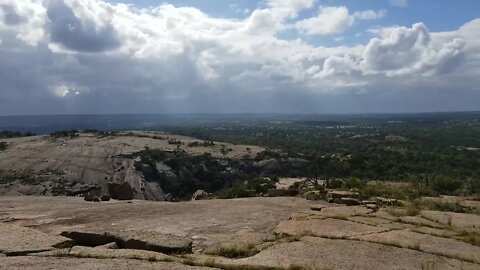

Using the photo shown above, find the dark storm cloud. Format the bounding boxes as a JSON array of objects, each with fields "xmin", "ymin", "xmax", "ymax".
[
  {"xmin": 0, "ymin": 0, "xmax": 479, "ymax": 115},
  {"xmin": 47, "ymin": 0, "xmax": 120, "ymax": 52}
]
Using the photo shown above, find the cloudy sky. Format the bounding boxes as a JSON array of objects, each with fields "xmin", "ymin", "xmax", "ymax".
[{"xmin": 1, "ymin": 0, "xmax": 480, "ymax": 115}]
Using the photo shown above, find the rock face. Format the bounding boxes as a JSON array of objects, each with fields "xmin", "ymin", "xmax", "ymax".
[
  {"xmin": 339, "ymin": 197, "xmax": 361, "ymax": 206},
  {"xmin": 191, "ymin": 190, "xmax": 209, "ymax": 200}
]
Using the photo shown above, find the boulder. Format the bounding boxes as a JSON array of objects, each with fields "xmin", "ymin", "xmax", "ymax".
[
  {"xmin": 191, "ymin": 190, "xmax": 209, "ymax": 201},
  {"xmin": 366, "ymin": 204, "xmax": 379, "ymax": 212},
  {"xmin": 339, "ymin": 197, "xmax": 361, "ymax": 206},
  {"xmin": 327, "ymin": 190, "xmax": 360, "ymax": 200},
  {"xmin": 116, "ymin": 182, "xmax": 134, "ymax": 200},
  {"xmin": 107, "ymin": 182, "xmax": 120, "ymax": 199},
  {"xmin": 100, "ymin": 195, "xmax": 111, "ymax": 201},
  {"xmin": 92, "ymin": 197, "xmax": 100, "ymax": 202}
]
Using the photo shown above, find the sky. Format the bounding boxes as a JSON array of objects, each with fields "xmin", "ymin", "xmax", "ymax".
[{"xmin": 0, "ymin": 0, "xmax": 480, "ymax": 115}]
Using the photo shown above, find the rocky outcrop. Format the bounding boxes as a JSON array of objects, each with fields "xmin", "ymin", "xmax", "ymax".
[
  {"xmin": 339, "ymin": 197, "xmax": 361, "ymax": 206},
  {"xmin": 327, "ymin": 190, "xmax": 360, "ymax": 200},
  {"xmin": 191, "ymin": 190, "xmax": 209, "ymax": 200},
  {"xmin": 376, "ymin": 197, "xmax": 403, "ymax": 206}
]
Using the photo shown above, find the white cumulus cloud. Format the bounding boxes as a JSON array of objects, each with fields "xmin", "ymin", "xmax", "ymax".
[{"xmin": 0, "ymin": 0, "xmax": 479, "ymax": 114}]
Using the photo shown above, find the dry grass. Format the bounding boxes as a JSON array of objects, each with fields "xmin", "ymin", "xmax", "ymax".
[
  {"xmin": 206, "ymin": 243, "xmax": 266, "ymax": 259},
  {"xmin": 183, "ymin": 258, "xmax": 314, "ymax": 270}
]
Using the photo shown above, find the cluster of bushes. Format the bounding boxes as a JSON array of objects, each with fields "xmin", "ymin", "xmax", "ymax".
[
  {"xmin": 162, "ymin": 115, "xmax": 480, "ymax": 197},
  {"xmin": 188, "ymin": 141, "xmax": 215, "ymax": 147},
  {"xmin": 128, "ymin": 149, "xmax": 284, "ymax": 200},
  {"xmin": 83, "ymin": 129, "xmax": 117, "ymax": 136},
  {"xmin": 0, "ymin": 171, "xmax": 49, "ymax": 185},
  {"xmin": 129, "ymin": 149, "xmax": 258, "ymax": 200},
  {"xmin": 216, "ymin": 177, "xmax": 276, "ymax": 199},
  {"xmin": 0, "ymin": 131, "xmax": 35, "ymax": 138},
  {"xmin": 168, "ymin": 139, "xmax": 183, "ymax": 145},
  {"xmin": 50, "ymin": 129, "xmax": 80, "ymax": 138},
  {"xmin": 0, "ymin": 142, "xmax": 7, "ymax": 151}
]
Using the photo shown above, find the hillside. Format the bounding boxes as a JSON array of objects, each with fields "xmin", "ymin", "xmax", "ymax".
[{"xmin": 0, "ymin": 131, "xmax": 264, "ymax": 200}]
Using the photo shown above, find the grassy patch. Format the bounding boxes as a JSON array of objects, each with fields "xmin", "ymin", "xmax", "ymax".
[
  {"xmin": 419, "ymin": 200, "xmax": 476, "ymax": 214},
  {"xmin": 405, "ymin": 201, "xmax": 421, "ymax": 216},
  {"xmin": 457, "ymin": 231, "xmax": 480, "ymax": 247},
  {"xmin": 206, "ymin": 242, "xmax": 269, "ymax": 259},
  {"xmin": 183, "ymin": 258, "xmax": 314, "ymax": 270}
]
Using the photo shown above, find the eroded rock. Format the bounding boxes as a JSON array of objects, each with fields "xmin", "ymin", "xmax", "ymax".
[
  {"xmin": 60, "ymin": 231, "xmax": 117, "ymax": 247},
  {"xmin": 115, "ymin": 230, "xmax": 193, "ymax": 254},
  {"xmin": 191, "ymin": 190, "xmax": 209, "ymax": 201}
]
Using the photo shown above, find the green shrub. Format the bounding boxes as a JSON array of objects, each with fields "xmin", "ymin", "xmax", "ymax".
[
  {"xmin": 246, "ymin": 177, "xmax": 275, "ymax": 194},
  {"xmin": 0, "ymin": 142, "xmax": 7, "ymax": 151},
  {"xmin": 206, "ymin": 243, "xmax": 261, "ymax": 258},
  {"xmin": 217, "ymin": 182, "xmax": 252, "ymax": 199},
  {"xmin": 430, "ymin": 176, "xmax": 463, "ymax": 195},
  {"xmin": 50, "ymin": 129, "xmax": 79, "ymax": 138},
  {"xmin": 342, "ymin": 178, "xmax": 366, "ymax": 190}
]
